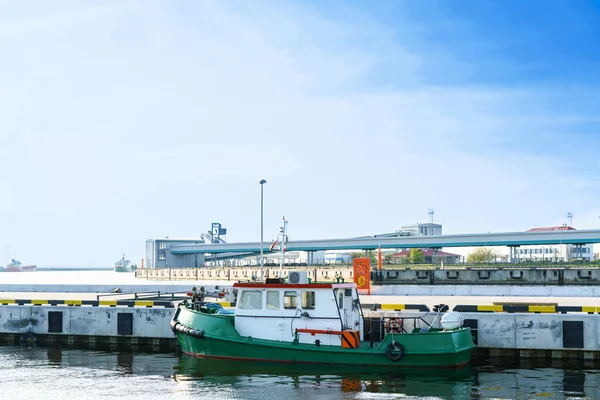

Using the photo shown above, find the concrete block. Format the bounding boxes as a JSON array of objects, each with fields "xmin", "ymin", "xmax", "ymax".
[
  {"xmin": 515, "ymin": 315, "xmax": 563, "ymax": 350},
  {"xmin": 470, "ymin": 313, "xmax": 517, "ymax": 349}
]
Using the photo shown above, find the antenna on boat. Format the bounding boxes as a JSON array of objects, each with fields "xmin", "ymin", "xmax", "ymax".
[{"xmin": 279, "ymin": 216, "xmax": 288, "ymax": 279}]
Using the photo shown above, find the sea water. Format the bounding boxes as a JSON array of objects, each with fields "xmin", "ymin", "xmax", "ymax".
[{"xmin": 1, "ymin": 345, "xmax": 599, "ymax": 400}]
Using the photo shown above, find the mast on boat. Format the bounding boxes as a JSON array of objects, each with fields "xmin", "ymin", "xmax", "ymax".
[{"xmin": 278, "ymin": 216, "xmax": 288, "ymax": 279}]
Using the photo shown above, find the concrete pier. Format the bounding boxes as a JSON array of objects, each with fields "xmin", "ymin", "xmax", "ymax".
[
  {"xmin": 3, "ymin": 279, "xmax": 600, "ymax": 359},
  {"xmin": 137, "ymin": 266, "xmax": 600, "ymax": 286},
  {"xmin": 0, "ymin": 301, "xmax": 177, "ymax": 350}
]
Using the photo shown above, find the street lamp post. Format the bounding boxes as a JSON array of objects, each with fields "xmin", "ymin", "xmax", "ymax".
[{"xmin": 259, "ymin": 179, "xmax": 267, "ymax": 282}]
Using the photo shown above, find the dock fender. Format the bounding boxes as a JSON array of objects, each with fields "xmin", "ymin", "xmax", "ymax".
[
  {"xmin": 20, "ymin": 331, "xmax": 37, "ymax": 347},
  {"xmin": 385, "ymin": 340, "xmax": 404, "ymax": 362},
  {"xmin": 171, "ymin": 320, "xmax": 205, "ymax": 339},
  {"xmin": 170, "ymin": 320, "xmax": 180, "ymax": 334},
  {"xmin": 185, "ymin": 327, "xmax": 205, "ymax": 339}
]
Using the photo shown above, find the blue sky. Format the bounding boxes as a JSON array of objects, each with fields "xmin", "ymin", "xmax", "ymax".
[{"xmin": 0, "ymin": 0, "xmax": 599, "ymax": 267}]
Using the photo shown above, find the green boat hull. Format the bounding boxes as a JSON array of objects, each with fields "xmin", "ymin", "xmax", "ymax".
[{"xmin": 172, "ymin": 305, "xmax": 475, "ymax": 368}]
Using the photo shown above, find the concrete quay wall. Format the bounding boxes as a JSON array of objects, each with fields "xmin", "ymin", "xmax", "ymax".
[
  {"xmin": 369, "ymin": 284, "xmax": 600, "ymax": 297},
  {"xmin": 0, "ymin": 304, "xmax": 177, "ymax": 350},
  {"xmin": 138, "ymin": 266, "xmax": 600, "ymax": 285},
  {"xmin": 461, "ymin": 312, "xmax": 598, "ymax": 360},
  {"xmin": 139, "ymin": 266, "xmax": 355, "ymax": 282},
  {"xmin": 2, "ymin": 298, "xmax": 600, "ymax": 360}
]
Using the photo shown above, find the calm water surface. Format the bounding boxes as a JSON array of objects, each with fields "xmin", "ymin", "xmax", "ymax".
[{"xmin": 2, "ymin": 345, "xmax": 600, "ymax": 400}]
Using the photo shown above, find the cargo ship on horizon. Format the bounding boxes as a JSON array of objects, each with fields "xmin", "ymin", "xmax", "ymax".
[
  {"xmin": 114, "ymin": 255, "xmax": 137, "ymax": 273},
  {"xmin": 0, "ymin": 259, "xmax": 37, "ymax": 272}
]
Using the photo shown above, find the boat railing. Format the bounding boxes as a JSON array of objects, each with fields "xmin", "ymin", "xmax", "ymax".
[{"xmin": 366, "ymin": 316, "xmax": 433, "ymax": 348}]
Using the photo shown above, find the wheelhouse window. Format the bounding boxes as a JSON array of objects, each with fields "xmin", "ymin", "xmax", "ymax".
[
  {"xmin": 284, "ymin": 291, "xmax": 297, "ymax": 309},
  {"xmin": 266, "ymin": 291, "xmax": 280, "ymax": 310},
  {"xmin": 338, "ymin": 291, "xmax": 344, "ymax": 309},
  {"xmin": 239, "ymin": 290, "xmax": 262, "ymax": 310},
  {"xmin": 302, "ymin": 291, "xmax": 315, "ymax": 309}
]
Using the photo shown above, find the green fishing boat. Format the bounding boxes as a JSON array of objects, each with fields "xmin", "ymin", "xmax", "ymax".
[{"xmin": 170, "ymin": 280, "xmax": 475, "ymax": 368}]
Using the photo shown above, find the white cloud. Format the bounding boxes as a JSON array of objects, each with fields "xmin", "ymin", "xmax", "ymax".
[{"xmin": 0, "ymin": 1, "xmax": 598, "ymax": 266}]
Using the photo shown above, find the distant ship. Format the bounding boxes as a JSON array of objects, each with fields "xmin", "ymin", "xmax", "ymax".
[
  {"xmin": 114, "ymin": 256, "xmax": 137, "ymax": 273},
  {"xmin": 2, "ymin": 259, "xmax": 37, "ymax": 272}
]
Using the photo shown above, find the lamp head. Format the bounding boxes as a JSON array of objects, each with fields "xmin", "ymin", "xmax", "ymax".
[{"xmin": 259, "ymin": 179, "xmax": 267, "ymax": 185}]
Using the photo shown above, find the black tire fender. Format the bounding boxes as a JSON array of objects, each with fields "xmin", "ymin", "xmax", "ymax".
[{"xmin": 385, "ymin": 340, "xmax": 404, "ymax": 362}]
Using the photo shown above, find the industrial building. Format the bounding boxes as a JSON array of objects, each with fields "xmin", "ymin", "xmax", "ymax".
[
  {"xmin": 517, "ymin": 226, "xmax": 594, "ymax": 262},
  {"xmin": 145, "ymin": 220, "xmax": 600, "ymax": 268}
]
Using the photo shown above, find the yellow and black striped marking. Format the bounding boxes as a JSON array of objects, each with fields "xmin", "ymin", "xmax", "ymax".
[
  {"xmin": 0, "ymin": 299, "xmax": 174, "ymax": 308},
  {"xmin": 453, "ymin": 305, "xmax": 597, "ymax": 314},
  {"xmin": 341, "ymin": 330, "xmax": 360, "ymax": 349},
  {"xmin": 363, "ymin": 303, "xmax": 430, "ymax": 312}
]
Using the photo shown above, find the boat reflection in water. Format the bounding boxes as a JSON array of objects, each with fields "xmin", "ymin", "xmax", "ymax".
[
  {"xmin": 175, "ymin": 354, "xmax": 475, "ymax": 397},
  {"xmin": 2, "ymin": 346, "xmax": 600, "ymax": 399}
]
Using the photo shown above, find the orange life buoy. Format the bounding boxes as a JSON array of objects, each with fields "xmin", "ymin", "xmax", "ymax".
[{"xmin": 384, "ymin": 318, "xmax": 403, "ymax": 333}]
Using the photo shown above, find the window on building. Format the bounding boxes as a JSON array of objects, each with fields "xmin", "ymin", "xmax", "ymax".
[
  {"xmin": 284, "ymin": 291, "xmax": 297, "ymax": 309},
  {"xmin": 239, "ymin": 290, "xmax": 262, "ymax": 310},
  {"xmin": 266, "ymin": 291, "xmax": 280, "ymax": 310},
  {"xmin": 157, "ymin": 241, "xmax": 167, "ymax": 261},
  {"xmin": 301, "ymin": 291, "xmax": 316, "ymax": 309}
]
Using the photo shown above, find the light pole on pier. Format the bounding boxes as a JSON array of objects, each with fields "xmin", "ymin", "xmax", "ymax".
[{"xmin": 259, "ymin": 179, "xmax": 267, "ymax": 282}]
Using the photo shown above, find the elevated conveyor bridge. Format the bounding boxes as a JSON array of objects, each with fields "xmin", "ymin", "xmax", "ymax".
[{"xmin": 169, "ymin": 229, "xmax": 600, "ymax": 255}]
